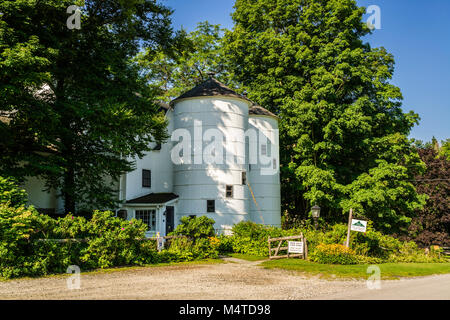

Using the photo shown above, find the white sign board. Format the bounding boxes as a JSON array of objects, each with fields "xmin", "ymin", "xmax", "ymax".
[
  {"xmin": 157, "ymin": 237, "xmax": 164, "ymax": 252},
  {"xmin": 351, "ymin": 219, "xmax": 367, "ymax": 233},
  {"xmin": 288, "ymin": 241, "xmax": 304, "ymax": 254}
]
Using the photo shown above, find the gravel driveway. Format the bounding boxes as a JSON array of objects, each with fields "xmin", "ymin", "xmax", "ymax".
[{"xmin": 0, "ymin": 258, "xmax": 365, "ymax": 300}]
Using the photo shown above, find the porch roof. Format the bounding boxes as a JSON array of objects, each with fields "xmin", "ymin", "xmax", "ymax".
[{"xmin": 125, "ymin": 192, "xmax": 179, "ymax": 205}]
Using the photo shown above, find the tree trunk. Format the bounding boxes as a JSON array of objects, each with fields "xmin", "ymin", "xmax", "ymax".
[{"xmin": 63, "ymin": 161, "xmax": 76, "ymax": 215}]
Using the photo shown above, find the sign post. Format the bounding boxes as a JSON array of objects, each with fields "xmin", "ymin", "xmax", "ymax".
[
  {"xmin": 351, "ymin": 219, "xmax": 368, "ymax": 233},
  {"xmin": 288, "ymin": 241, "xmax": 304, "ymax": 254},
  {"xmin": 345, "ymin": 209, "xmax": 368, "ymax": 248},
  {"xmin": 156, "ymin": 232, "xmax": 164, "ymax": 252},
  {"xmin": 345, "ymin": 209, "xmax": 353, "ymax": 248}
]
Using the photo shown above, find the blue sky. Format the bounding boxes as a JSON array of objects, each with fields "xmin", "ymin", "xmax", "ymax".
[{"xmin": 163, "ymin": 0, "xmax": 450, "ymax": 143}]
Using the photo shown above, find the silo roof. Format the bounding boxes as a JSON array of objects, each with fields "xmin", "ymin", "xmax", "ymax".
[
  {"xmin": 170, "ymin": 77, "xmax": 251, "ymax": 106},
  {"xmin": 249, "ymin": 105, "xmax": 278, "ymax": 118}
]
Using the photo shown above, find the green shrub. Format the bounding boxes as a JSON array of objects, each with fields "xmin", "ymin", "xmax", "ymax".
[
  {"xmin": 0, "ymin": 204, "xmax": 61, "ymax": 278},
  {"xmin": 310, "ymin": 244, "xmax": 359, "ymax": 265},
  {"xmin": 0, "ymin": 208, "xmax": 226, "ymax": 279},
  {"xmin": 167, "ymin": 216, "xmax": 220, "ymax": 260},
  {"xmin": 171, "ymin": 215, "xmax": 216, "ymax": 238},
  {"xmin": 226, "ymin": 221, "xmax": 443, "ymax": 265},
  {"xmin": 1, "ymin": 201, "xmax": 445, "ymax": 279},
  {"xmin": 0, "ymin": 176, "xmax": 28, "ymax": 207},
  {"xmin": 217, "ymin": 234, "xmax": 234, "ymax": 254},
  {"xmin": 229, "ymin": 221, "xmax": 286, "ymax": 256},
  {"xmin": 80, "ymin": 211, "xmax": 149, "ymax": 269}
]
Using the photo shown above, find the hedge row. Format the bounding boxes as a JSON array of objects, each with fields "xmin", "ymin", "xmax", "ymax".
[
  {"xmin": 0, "ymin": 205, "xmax": 220, "ymax": 279},
  {"xmin": 219, "ymin": 221, "xmax": 446, "ymax": 265},
  {"xmin": 1, "ymin": 203, "xmax": 446, "ymax": 279}
]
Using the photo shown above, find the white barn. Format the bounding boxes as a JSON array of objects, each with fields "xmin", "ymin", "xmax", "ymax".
[{"xmin": 23, "ymin": 77, "xmax": 281, "ymax": 236}]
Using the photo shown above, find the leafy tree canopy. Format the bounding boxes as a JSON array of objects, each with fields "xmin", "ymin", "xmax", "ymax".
[
  {"xmin": 223, "ymin": 0, "xmax": 426, "ymax": 232},
  {"xmin": 0, "ymin": 176, "xmax": 28, "ymax": 208},
  {"xmin": 0, "ymin": 0, "xmax": 176, "ymax": 213},
  {"xmin": 136, "ymin": 21, "xmax": 234, "ymax": 102}
]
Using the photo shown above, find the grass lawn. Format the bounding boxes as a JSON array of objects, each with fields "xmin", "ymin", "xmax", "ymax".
[
  {"xmin": 227, "ymin": 253, "xmax": 268, "ymax": 261},
  {"xmin": 261, "ymin": 259, "xmax": 450, "ymax": 280}
]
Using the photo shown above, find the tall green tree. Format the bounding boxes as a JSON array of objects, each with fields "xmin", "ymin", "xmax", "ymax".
[
  {"xmin": 0, "ymin": 0, "xmax": 174, "ymax": 213},
  {"xmin": 224, "ymin": 0, "xmax": 425, "ymax": 232},
  {"xmin": 137, "ymin": 21, "xmax": 233, "ymax": 102}
]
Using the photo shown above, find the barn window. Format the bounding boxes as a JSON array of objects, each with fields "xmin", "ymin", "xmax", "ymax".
[
  {"xmin": 242, "ymin": 172, "xmax": 247, "ymax": 185},
  {"xmin": 261, "ymin": 144, "xmax": 267, "ymax": 156},
  {"xmin": 207, "ymin": 200, "xmax": 215, "ymax": 213},
  {"xmin": 142, "ymin": 169, "xmax": 151, "ymax": 188},
  {"xmin": 226, "ymin": 185, "xmax": 233, "ymax": 198},
  {"xmin": 135, "ymin": 210, "xmax": 156, "ymax": 231}
]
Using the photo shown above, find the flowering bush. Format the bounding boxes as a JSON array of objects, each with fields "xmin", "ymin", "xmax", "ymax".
[{"xmin": 310, "ymin": 244, "xmax": 359, "ymax": 265}]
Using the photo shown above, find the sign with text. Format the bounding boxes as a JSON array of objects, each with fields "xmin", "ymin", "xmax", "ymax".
[
  {"xmin": 288, "ymin": 241, "xmax": 304, "ymax": 254},
  {"xmin": 351, "ymin": 219, "xmax": 367, "ymax": 233}
]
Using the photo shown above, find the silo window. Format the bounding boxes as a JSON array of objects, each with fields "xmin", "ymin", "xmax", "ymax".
[
  {"xmin": 142, "ymin": 169, "xmax": 151, "ymax": 188},
  {"xmin": 154, "ymin": 143, "xmax": 162, "ymax": 151},
  {"xmin": 242, "ymin": 172, "xmax": 247, "ymax": 185},
  {"xmin": 261, "ymin": 144, "xmax": 267, "ymax": 156},
  {"xmin": 116, "ymin": 210, "xmax": 128, "ymax": 220},
  {"xmin": 226, "ymin": 185, "xmax": 233, "ymax": 198},
  {"xmin": 207, "ymin": 200, "xmax": 215, "ymax": 213}
]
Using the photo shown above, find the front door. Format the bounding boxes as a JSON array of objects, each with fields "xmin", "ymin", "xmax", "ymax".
[{"xmin": 165, "ymin": 206, "xmax": 174, "ymax": 235}]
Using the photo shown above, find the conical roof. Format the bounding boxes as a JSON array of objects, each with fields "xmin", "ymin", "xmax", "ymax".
[
  {"xmin": 170, "ymin": 77, "xmax": 251, "ymax": 106},
  {"xmin": 249, "ymin": 104, "xmax": 277, "ymax": 118}
]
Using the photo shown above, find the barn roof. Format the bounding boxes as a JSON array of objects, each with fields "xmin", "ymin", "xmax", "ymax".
[
  {"xmin": 126, "ymin": 193, "xmax": 179, "ymax": 204},
  {"xmin": 170, "ymin": 77, "xmax": 251, "ymax": 106}
]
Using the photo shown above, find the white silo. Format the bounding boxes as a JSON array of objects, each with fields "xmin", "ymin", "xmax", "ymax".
[
  {"xmin": 247, "ymin": 105, "xmax": 281, "ymax": 227},
  {"xmin": 170, "ymin": 77, "xmax": 252, "ymax": 232}
]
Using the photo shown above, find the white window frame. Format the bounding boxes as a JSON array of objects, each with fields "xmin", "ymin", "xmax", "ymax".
[{"xmin": 135, "ymin": 209, "xmax": 157, "ymax": 232}]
